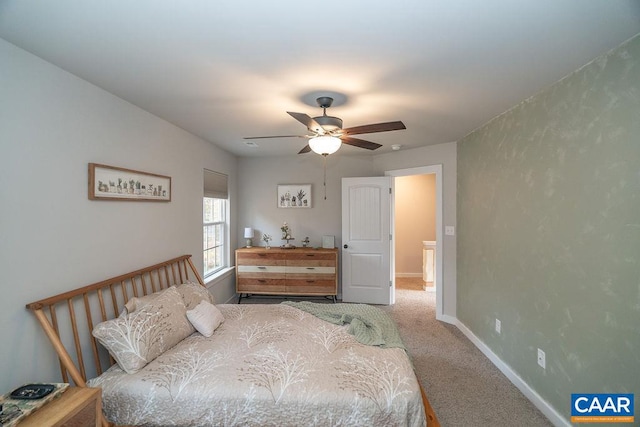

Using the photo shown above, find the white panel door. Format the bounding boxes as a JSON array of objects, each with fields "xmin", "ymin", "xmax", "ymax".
[{"xmin": 341, "ymin": 176, "xmax": 392, "ymax": 304}]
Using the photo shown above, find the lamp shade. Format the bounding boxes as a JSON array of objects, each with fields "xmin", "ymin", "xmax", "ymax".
[
  {"xmin": 309, "ymin": 136, "xmax": 341, "ymax": 155},
  {"xmin": 244, "ymin": 227, "xmax": 253, "ymax": 238}
]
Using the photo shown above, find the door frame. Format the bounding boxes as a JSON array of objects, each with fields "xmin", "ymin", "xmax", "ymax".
[{"xmin": 386, "ymin": 165, "xmax": 443, "ymax": 320}]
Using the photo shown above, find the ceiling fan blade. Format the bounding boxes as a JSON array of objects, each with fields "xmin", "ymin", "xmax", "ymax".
[
  {"xmin": 341, "ymin": 136, "xmax": 383, "ymax": 150},
  {"xmin": 243, "ymin": 135, "xmax": 306, "ymax": 140},
  {"xmin": 287, "ymin": 112, "xmax": 324, "ymax": 134},
  {"xmin": 298, "ymin": 145, "xmax": 312, "ymax": 154},
  {"xmin": 343, "ymin": 121, "xmax": 406, "ymax": 135}
]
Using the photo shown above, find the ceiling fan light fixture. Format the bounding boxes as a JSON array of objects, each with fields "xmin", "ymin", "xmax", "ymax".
[{"xmin": 309, "ymin": 135, "xmax": 341, "ymax": 155}]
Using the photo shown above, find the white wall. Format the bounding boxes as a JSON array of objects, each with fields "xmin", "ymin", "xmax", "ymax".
[{"xmin": 0, "ymin": 39, "xmax": 237, "ymax": 392}]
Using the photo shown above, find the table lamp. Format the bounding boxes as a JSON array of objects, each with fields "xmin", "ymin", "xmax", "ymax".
[{"xmin": 244, "ymin": 227, "xmax": 253, "ymax": 248}]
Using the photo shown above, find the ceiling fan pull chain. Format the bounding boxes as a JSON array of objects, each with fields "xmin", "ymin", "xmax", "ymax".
[{"xmin": 323, "ymin": 154, "xmax": 328, "ymax": 200}]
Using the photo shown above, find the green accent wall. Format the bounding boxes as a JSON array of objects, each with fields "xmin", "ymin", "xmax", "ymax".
[{"xmin": 457, "ymin": 33, "xmax": 640, "ymax": 421}]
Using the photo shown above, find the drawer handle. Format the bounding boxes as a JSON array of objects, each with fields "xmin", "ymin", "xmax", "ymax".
[
  {"xmin": 258, "ymin": 266, "xmax": 267, "ymax": 269},
  {"xmin": 306, "ymin": 267, "xmax": 315, "ymax": 270},
  {"xmin": 258, "ymin": 253, "xmax": 266, "ymax": 257},
  {"xmin": 258, "ymin": 279, "xmax": 267, "ymax": 283},
  {"xmin": 306, "ymin": 254, "xmax": 315, "ymax": 257},
  {"xmin": 306, "ymin": 280, "xmax": 316, "ymax": 283}
]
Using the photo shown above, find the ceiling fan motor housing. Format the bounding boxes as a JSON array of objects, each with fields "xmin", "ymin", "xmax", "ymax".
[{"xmin": 313, "ymin": 115, "xmax": 343, "ymax": 132}]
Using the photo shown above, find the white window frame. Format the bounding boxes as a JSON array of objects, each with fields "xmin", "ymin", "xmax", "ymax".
[{"xmin": 203, "ymin": 197, "xmax": 227, "ymax": 278}]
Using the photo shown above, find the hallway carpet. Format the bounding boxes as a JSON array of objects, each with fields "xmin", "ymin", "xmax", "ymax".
[{"xmin": 396, "ymin": 276, "xmax": 427, "ymax": 291}]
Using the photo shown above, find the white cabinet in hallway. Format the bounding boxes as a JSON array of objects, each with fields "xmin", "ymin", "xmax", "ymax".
[{"xmin": 422, "ymin": 241, "xmax": 436, "ymax": 288}]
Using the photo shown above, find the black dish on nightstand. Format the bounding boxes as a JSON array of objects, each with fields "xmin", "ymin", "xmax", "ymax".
[{"xmin": 9, "ymin": 384, "xmax": 55, "ymax": 400}]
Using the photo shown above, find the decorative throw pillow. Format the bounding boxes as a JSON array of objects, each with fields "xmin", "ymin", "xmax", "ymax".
[
  {"xmin": 176, "ymin": 281, "xmax": 215, "ymax": 309},
  {"xmin": 186, "ymin": 300, "xmax": 224, "ymax": 337},
  {"xmin": 124, "ymin": 282, "xmax": 213, "ymax": 313},
  {"xmin": 93, "ymin": 286, "xmax": 193, "ymax": 374},
  {"xmin": 124, "ymin": 291, "xmax": 160, "ymax": 314}
]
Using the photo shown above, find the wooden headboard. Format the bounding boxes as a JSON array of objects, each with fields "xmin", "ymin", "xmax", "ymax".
[{"xmin": 26, "ymin": 255, "xmax": 204, "ymax": 392}]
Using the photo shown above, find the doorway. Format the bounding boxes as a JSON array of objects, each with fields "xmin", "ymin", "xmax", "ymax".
[
  {"xmin": 386, "ymin": 165, "xmax": 443, "ymax": 319},
  {"xmin": 395, "ymin": 174, "xmax": 436, "ymax": 291}
]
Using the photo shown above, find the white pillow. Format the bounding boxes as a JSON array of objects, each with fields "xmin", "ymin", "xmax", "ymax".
[{"xmin": 186, "ymin": 300, "xmax": 224, "ymax": 337}]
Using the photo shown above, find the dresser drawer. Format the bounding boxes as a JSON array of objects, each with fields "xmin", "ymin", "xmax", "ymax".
[
  {"xmin": 285, "ymin": 266, "xmax": 335, "ymax": 275},
  {"xmin": 286, "ymin": 279, "xmax": 337, "ymax": 294},
  {"xmin": 286, "ymin": 251, "xmax": 335, "ymax": 261},
  {"xmin": 286, "ymin": 259, "xmax": 336, "ymax": 268},
  {"xmin": 237, "ymin": 252, "xmax": 286, "ymax": 265},
  {"xmin": 238, "ymin": 265, "xmax": 286, "ymax": 274},
  {"xmin": 237, "ymin": 278, "xmax": 285, "ymax": 293}
]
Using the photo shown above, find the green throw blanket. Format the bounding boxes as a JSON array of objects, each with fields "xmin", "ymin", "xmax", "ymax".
[{"xmin": 282, "ymin": 301, "xmax": 406, "ymax": 350}]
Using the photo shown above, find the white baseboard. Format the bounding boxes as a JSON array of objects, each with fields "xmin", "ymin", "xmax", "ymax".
[
  {"xmin": 436, "ymin": 313, "xmax": 457, "ymax": 325},
  {"xmin": 454, "ymin": 321, "xmax": 570, "ymax": 427},
  {"xmin": 395, "ymin": 273, "xmax": 423, "ymax": 278}
]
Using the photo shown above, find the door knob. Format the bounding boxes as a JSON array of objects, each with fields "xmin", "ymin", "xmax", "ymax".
[{"xmin": 343, "ymin": 244, "xmax": 348, "ymax": 249}]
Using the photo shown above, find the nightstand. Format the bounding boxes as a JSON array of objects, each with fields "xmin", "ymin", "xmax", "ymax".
[{"xmin": 19, "ymin": 387, "xmax": 101, "ymax": 427}]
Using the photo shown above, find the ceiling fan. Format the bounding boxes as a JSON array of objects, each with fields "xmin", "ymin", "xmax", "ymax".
[{"xmin": 244, "ymin": 96, "xmax": 406, "ymax": 155}]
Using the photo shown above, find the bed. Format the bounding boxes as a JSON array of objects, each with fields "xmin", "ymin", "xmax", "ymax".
[{"xmin": 26, "ymin": 255, "xmax": 439, "ymax": 427}]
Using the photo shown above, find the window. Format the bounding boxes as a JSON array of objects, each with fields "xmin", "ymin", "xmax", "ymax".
[
  {"xmin": 203, "ymin": 170, "xmax": 228, "ymax": 278},
  {"xmin": 203, "ymin": 197, "xmax": 226, "ymax": 276}
]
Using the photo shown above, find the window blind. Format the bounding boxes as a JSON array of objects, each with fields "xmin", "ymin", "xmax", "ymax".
[{"xmin": 204, "ymin": 169, "xmax": 228, "ymax": 199}]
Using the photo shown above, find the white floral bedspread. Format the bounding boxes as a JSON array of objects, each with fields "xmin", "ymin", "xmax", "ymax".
[{"xmin": 88, "ymin": 303, "xmax": 426, "ymax": 427}]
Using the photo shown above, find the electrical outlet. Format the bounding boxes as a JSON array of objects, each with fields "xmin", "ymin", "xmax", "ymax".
[
  {"xmin": 537, "ymin": 348, "xmax": 546, "ymax": 369},
  {"xmin": 495, "ymin": 319, "xmax": 501, "ymax": 334},
  {"xmin": 445, "ymin": 226, "xmax": 455, "ymax": 236}
]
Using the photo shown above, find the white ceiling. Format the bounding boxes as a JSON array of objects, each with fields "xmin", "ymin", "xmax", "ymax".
[{"xmin": 1, "ymin": 1, "xmax": 639, "ymax": 157}]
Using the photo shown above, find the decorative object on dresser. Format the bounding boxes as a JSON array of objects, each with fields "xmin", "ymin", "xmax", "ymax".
[
  {"xmin": 280, "ymin": 221, "xmax": 295, "ymax": 248},
  {"xmin": 88, "ymin": 163, "xmax": 171, "ymax": 202},
  {"xmin": 322, "ymin": 235, "xmax": 335, "ymax": 249},
  {"xmin": 243, "ymin": 227, "xmax": 253, "ymax": 247},
  {"xmin": 262, "ymin": 233, "xmax": 272, "ymax": 249},
  {"xmin": 236, "ymin": 247, "xmax": 338, "ymax": 303},
  {"xmin": 277, "ymin": 184, "xmax": 311, "ymax": 208}
]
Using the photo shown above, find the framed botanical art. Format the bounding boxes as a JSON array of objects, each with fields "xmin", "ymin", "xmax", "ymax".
[
  {"xmin": 277, "ymin": 184, "xmax": 311, "ymax": 208},
  {"xmin": 88, "ymin": 163, "xmax": 171, "ymax": 201}
]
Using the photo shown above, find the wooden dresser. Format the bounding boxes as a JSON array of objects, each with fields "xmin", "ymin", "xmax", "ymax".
[{"xmin": 236, "ymin": 247, "xmax": 338, "ymax": 302}]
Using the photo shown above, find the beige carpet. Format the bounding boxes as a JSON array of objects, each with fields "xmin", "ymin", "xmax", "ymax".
[
  {"xmin": 396, "ymin": 276, "xmax": 433, "ymax": 291},
  {"xmin": 239, "ymin": 288, "xmax": 553, "ymax": 426},
  {"xmin": 382, "ymin": 287, "xmax": 553, "ymax": 427}
]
